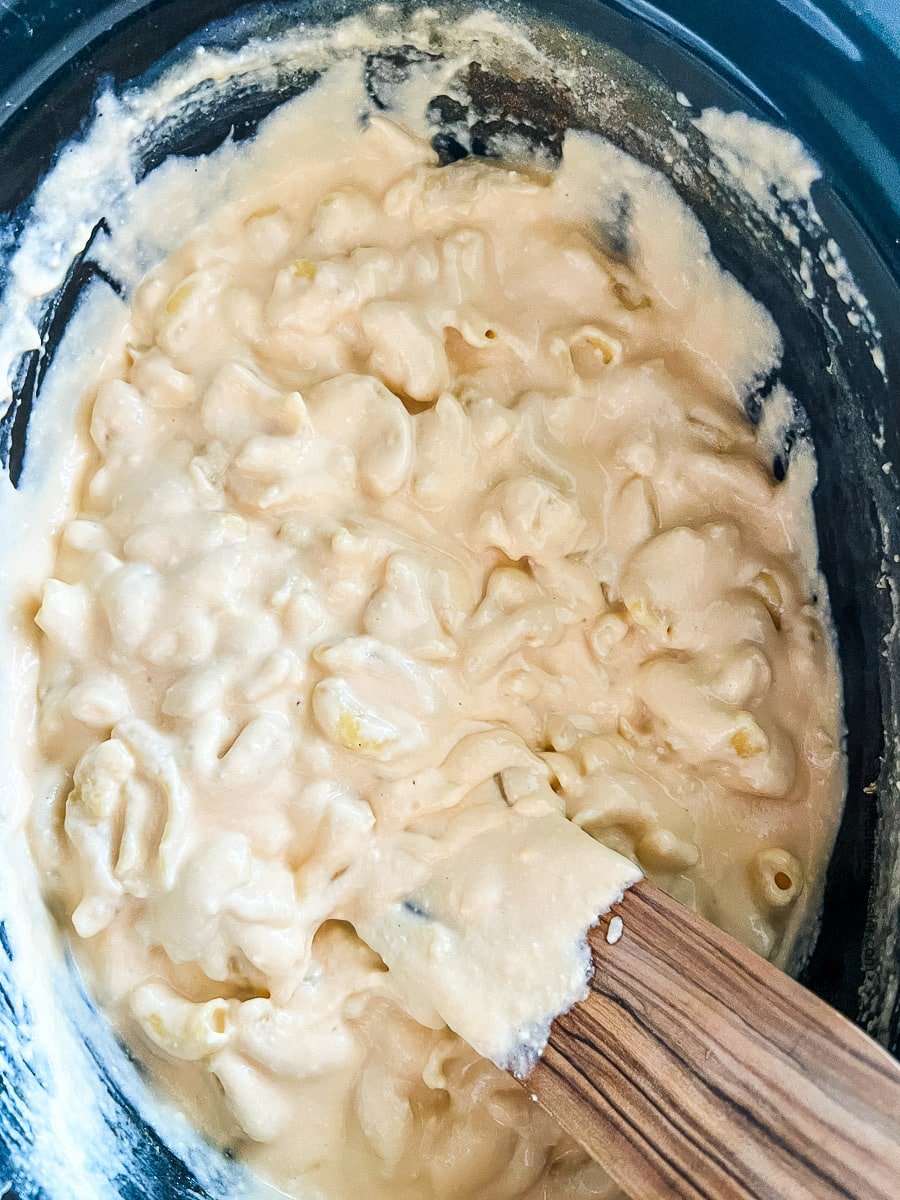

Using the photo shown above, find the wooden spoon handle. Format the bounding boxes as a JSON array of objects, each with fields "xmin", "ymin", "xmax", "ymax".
[{"xmin": 529, "ymin": 880, "xmax": 900, "ymax": 1200}]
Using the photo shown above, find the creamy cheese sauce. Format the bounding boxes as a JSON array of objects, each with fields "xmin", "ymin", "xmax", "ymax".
[{"xmin": 17, "ymin": 46, "xmax": 844, "ymax": 1200}]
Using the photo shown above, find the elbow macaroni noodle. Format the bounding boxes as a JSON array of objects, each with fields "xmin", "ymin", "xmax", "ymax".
[{"xmin": 27, "ymin": 63, "xmax": 843, "ymax": 1200}]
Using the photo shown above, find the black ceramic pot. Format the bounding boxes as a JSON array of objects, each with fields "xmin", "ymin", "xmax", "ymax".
[{"xmin": 0, "ymin": 2, "xmax": 897, "ymax": 1197}]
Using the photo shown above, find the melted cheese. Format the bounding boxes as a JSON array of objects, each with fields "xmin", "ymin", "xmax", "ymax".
[{"xmin": 23, "ymin": 57, "xmax": 844, "ymax": 1200}]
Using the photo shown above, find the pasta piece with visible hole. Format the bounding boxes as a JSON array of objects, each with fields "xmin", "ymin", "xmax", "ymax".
[
  {"xmin": 751, "ymin": 847, "xmax": 804, "ymax": 909},
  {"xmin": 551, "ymin": 323, "xmax": 623, "ymax": 378},
  {"xmin": 130, "ymin": 982, "xmax": 235, "ymax": 1060}
]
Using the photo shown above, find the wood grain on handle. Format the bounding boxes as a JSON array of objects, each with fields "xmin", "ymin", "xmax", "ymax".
[{"xmin": 529, "ymin": 880, "xmax": 900, "ymax": 1200}]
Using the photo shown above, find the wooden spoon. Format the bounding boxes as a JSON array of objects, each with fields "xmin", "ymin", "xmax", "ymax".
[
  {"xmin": 529, "ymin": 879, "xmax": 900, "ymax": 1200},
  {"xmin": 359, "ymin": 813, "xmax": 899, "ymax": 1198}
]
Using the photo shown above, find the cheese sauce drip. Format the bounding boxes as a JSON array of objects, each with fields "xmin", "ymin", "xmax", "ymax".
[{"xmin": 26, "ymin": 56, "xmax": 844, "ymax": 1200}]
